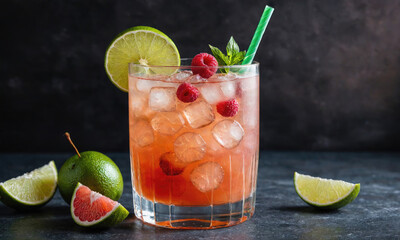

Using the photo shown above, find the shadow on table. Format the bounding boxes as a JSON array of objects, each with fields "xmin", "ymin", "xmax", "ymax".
[
  {"xmin": 113, "ymin": 215, "xmax": 255, "ymax": 239},
  {"xmin": 1, "ymin": 206, "xmax": 255, "ymax": 239},
  {"xmin": 0, "ymin": 205, "xmax": 69, "ymax": 217},
  {"xmin": 270, "ymin": 205, "xmax": 340, "ymax": 214},
  {"xmin": 2, "ymin": 205, "xmax": 75, "ymax": 239},
  {"xmin": 0, "ymin": 205, "xmax": 17, "ymax": 217}
]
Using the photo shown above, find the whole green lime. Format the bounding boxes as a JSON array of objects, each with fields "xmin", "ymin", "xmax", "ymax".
[{"xmin": 58, "ymin": 151, "xmax": 123, "ymax": 204}]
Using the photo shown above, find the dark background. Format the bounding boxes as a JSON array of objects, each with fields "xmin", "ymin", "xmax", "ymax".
[{"xmin": 1, "ymin": 0, "xmax": 399, "ymax": 152}]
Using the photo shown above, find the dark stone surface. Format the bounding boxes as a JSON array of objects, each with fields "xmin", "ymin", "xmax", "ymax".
[
  {"xmin": 1, "ymin": 1, "xmax": 400, "ymax": 152},
  {"xmin": 0, "ymin": 152, "xmax": 399, "ymax": 239}
]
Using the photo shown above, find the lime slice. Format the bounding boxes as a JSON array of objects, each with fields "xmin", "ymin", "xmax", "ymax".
[
  {"xmin": 294, "ymin": 172, "xmax": 360, "ymax": 209},
  {"xmin": 0, "ymin": 161, "xmax": 58, "ymax": 210},
  {"xmin": 105, "ymin": 26, "xmax": 180, "ymax": 92}
]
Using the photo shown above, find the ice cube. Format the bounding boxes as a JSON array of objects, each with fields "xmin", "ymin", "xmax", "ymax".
[
  {"xmin": 190, "ymin": 162, "xmax": 224, "ymax": 192},
  {"xmin": 130, "ymin": 95, "xmax": 146, "ymax": 113},
  {"xmin": 137, "ymin": 79, "xmax": 177, "ymax": 93},
  {"xmin": 208, "ymin": 139, "xmax": 222, "ymax": 153},
  {"xmin": 151, "ymin": 112, "xmax": 184, "ymax": 135},
  {"xmin": 171, "ymin": 71, "xmax": 192, "ymax": 82},
  {"xmin": 130, "ymin": 95, "xmax": 155, "ymax": 118},
  {"xmin": 240, "ymin": 76, "xmax": 258, "ymax": 92},
  {"xmin": 131, "ymin": 119, "xmax": 154, "ymax": 147},
  {"xmin": 174, "ymin": 132, "xmax": 206, "ymax": 163},
  {"xmin": 149, "ymin": 87, "xmax": 176, "ymax": 112},
  {"xmin": 212, "ymin": 120, "xmax": 244, "ymax": 149},
  {"xmin": 136, "ymin": 79, "xmax": 155, "ymax": 93},
  {"xmin": 216, "ymin": 72, "xmax": 237, "ymax": 81},
  {"xmin": 220, "ymin": 81, "xmax": 236, "ymax": 99},
  {"xmin": 202, "ymin": 132, "xmax": 224, "ymax": 153},
  {"xmin": 241, "ymin": 90, "xmax": 258, "ymax": 128},
  {"xmin": 188, "ymin": 74, "xmax": 206, "ymax": 83},
  {"xmin": 243, "ymin": 108, "xmax": 258, "ymax": 128},
  {"xmin": 200, "ymin": 84, "xmax": 224, "ymax": 104},
  {"xmin": 183, "ymin": 100, "xmax": 215, "ymax": 129}
]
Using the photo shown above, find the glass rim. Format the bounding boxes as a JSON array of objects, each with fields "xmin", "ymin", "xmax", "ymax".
[{"xmin": 129, "ymin": 58, "xmax": 259, "ymax": 69}]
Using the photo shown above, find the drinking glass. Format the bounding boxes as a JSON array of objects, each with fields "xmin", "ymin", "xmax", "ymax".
[{"xmin": 128, "ymin": 59, "xmax": 259, "ymax": 229}]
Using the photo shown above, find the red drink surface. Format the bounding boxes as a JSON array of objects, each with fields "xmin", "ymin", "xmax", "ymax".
[{"xmin": 129, "ymin": 72, "xmax": 259, "ymax": 206}]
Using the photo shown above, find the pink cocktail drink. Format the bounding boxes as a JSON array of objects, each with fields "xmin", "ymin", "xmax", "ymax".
[{"xmin": 129, "ymin": 61, "xmax": 259, "ymax": 228}]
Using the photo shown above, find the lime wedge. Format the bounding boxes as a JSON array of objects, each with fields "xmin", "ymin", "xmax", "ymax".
[
  {"xmin": 0, "ymin": 161, "xmax": 58, "ymax": 210},
  {"xmin": 294, "ymin": 172, "xmax": 360, "ymax": 209},
  {"xmin": 105, "ymin": 26, "xmax": 180, "ymax": 92}
]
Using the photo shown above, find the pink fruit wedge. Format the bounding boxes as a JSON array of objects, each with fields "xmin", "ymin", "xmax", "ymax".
[{"xmin": 70, "ymin": 183, "xmax": 129, "ymax": 228}]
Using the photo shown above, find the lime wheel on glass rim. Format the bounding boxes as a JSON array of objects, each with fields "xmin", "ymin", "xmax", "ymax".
[{"xmin": 104, "ymin": 26, "xmax": 181, "ymax": 92}]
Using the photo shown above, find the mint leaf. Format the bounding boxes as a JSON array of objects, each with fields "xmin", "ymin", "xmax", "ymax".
[
  {"xmin": 226, "ymin": 37, "xmax": 239, "ymax": 58},
  {"xmin": 209, "ymin": 37, "xmax": 247, "ymax": 73},
  {"xmin": 231, "ymin": 50, "xmax": 246, "ymax": 65},
  {"xmin": 209, "ymin": 44, "xmax": 228, "ymax": 66}
]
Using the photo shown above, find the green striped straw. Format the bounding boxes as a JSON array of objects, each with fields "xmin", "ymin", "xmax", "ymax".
[{"xmin": 242, "ymin": 5, "xmax": 274, "ymax": 65}]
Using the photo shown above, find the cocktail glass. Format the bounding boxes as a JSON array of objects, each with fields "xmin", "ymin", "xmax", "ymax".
[{"xmin": 128, "ymin": 59, "xmax": 259, "ymax": 229}]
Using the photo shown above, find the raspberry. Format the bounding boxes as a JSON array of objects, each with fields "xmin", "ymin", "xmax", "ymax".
[
  {"xmin": 217, "ymin": 99, "xmax": 239, "ymax": 117},
  {"xmin": 176, "ymin": 82, "xmax": 199, "ymax": 103},
  {"xmin": 159, "ymin": 152, "xmax": 185, "ymax": 176},
  {"xmin": 191, "ymin": 53, "xmax": 218, "ymax": 78}
]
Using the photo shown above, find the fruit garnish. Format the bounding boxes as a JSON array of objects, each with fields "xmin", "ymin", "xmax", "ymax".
[
  {"xmin": 294, "ymin": 172, "xmax": 361, "ymax": 210},
  {"xmin": 159, "ymin": 152, "xmax": 185, "ymax": 176},
  {"xmin": 105, "ymin": 26, "xmax": 180, "ymax": 92},
  {"xmin": 209, "ymin": 37, "xmax": 246, "ymax": 73},
  {"xmin": 216, "ymin": 99, "xmax": 239, "ymax": 117},
  {"xmin": 0, "ymin": 161, "xmax": 57, "ymax": 210},
  {"xmin": 58, "ymin": 132, "xmax": 124, "ymax": 204},
  {"xmin": 191, "ymin": 53, "xmax": 218, "ymax": 78},
  {"xmin": 71, "ymin": 183, "xmax": 129, "ymax": 228},
  {"xmin": 176, "ymin": 82, "xmax": 200, "ymax": 103}
]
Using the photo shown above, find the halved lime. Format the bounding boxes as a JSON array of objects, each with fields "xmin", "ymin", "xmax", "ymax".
[
  {"xmin": 0, "ymin": 161, "xmax": 58, "ymax": 210},
  {"xmin": 294, "ymin": 172, "xmax": 360, "ymax": 209},
  {"xmin": 105, "ymin": 26, "xmax": 180, "ymax": 92}
]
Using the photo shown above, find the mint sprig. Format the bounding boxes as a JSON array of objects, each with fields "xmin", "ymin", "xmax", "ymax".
[{"xmin": 209, "ymin": 37, "xmax": 246, "ymax": 73}]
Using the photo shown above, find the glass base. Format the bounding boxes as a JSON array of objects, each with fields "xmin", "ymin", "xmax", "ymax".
[{"xmin": 132, "ymin": 190, "xmax": 256, "ymax": 229}]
